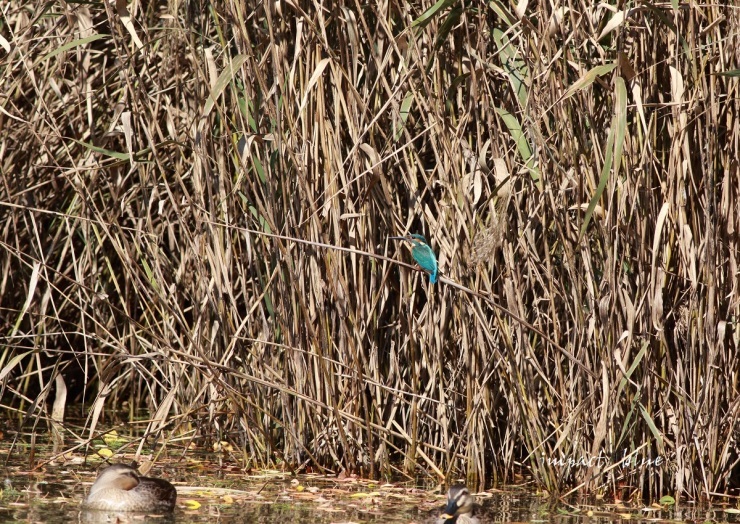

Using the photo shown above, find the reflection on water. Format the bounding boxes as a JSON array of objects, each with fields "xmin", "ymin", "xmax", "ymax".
[
  {"xmin": 2, "ymin": 470, "xmax": 425, "ymax": 524},
  {"xmin": 7, "ymin": 498, "xmax": 421, "ymax": 524},
  {"xmin": 2, "ymin": 469, "xmax": 740, "ymax": 524},
  {"xmin": 80, "ymin": 509, "xmax": 178, "ymax": 524}
]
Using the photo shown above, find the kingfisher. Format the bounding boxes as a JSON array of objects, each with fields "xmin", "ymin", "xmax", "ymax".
[{"xmin": 389, "ymin": 233, "xmax": 438, "ymax": 284}]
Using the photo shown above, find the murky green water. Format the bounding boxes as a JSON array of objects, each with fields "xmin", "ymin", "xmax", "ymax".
[
  {"xmin": 4, "ymin": 468, "xmax": 740, "ymax": 524},
  {"xmin": 1, "ymin": 465, "xmax": 427, "ymax": 523}
]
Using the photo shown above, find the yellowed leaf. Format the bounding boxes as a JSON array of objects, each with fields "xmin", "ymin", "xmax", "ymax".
[{"xmin": 349, "ymin": 491, "xmax": 380, "ymax": 498}]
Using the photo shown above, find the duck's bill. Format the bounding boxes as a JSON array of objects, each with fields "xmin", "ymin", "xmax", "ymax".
[{"xmin": 440, "ymin": 514, "xmax": 454, "ymax": 519}]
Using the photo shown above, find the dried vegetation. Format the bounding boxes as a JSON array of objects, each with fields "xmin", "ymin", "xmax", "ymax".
[{"xmin": 1, "ymin": 0, "xmax": 740, "ymax": 499}]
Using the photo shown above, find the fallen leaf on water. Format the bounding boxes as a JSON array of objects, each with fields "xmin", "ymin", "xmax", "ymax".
[{"xmin": 349, "ymin": 491, "xmax": 380, "ymax": 498}]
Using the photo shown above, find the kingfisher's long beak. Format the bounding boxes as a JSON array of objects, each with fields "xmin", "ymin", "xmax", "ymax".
[{"xmin": 388, "ymin": 235, "xmax": 409, "ymax": 241}]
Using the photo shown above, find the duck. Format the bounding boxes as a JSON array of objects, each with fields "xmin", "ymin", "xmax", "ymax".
[
  {"xmin": 436, "ymin": 485, "xmax": 479, "ymax": 524},
  {"xmin": 82, "ymin": 464, "xmax": 177, "ymax": 512}
]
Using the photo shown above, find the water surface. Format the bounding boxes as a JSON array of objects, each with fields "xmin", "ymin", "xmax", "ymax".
[{"xmin": 2, "ymin": 463, "xmax": 739, "ymax": 523}]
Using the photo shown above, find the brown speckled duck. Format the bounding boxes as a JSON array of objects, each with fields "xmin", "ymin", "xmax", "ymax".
[
  {"xmin": 436, "ymin": 485, "xmax": 479, "ymax": 524},
  {"xmin": 82, "ymin": 464, "xmax": 177, "ymax": 512}
]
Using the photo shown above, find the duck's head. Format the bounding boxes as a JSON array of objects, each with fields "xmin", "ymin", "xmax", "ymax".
[
  {"xmin": 88, "ymin": 464, "xmax": 140, "ymax": 495},
  {"xmin": 440, "ymin": 485, "xmax": 475, "ymax": 521}
]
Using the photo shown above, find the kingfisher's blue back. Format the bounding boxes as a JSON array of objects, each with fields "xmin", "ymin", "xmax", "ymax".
[{"xmin": 390, "ymin": 234, "xmax": 438, "ymax": 284}]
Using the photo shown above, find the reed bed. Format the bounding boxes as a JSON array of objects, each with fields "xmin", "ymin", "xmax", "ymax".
[{"xmin": 1, "ymin": 0, "xmax": 739, "ymax": 499}]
